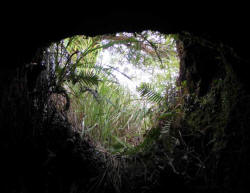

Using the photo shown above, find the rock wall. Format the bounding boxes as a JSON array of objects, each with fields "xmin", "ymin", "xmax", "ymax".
[
  {"xmin": 176, "ymin": 32, "xmax": 250, "ymax": 192},
  {"xmin": 1, "ymin": 9, "xmax": 250, "ymax": 193}
]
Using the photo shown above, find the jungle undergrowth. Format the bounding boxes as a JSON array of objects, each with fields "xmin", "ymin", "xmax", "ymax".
[{"xmin": 44, "ymin": 30, "xmax": 180, "ymax": 154}]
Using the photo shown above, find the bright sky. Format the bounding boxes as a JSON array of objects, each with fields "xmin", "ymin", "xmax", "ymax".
[
  {"xmin": 95, "ymin": 32, "xmax": 179, "ymax": 100},
  {"xmin": 97, "ymin": 49, "xmax": 155, "ymax": 96}
]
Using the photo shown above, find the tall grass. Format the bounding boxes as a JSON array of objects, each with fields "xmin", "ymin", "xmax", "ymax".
[{"xmin": 67, "ymin": 80, "xmax": 156, "ymax": 153}]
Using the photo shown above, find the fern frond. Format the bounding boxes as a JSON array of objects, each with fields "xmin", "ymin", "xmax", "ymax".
[
  {"xmin": 137, "ymin": 83, "xmax": 164, "ymax": 104},
  {"xmin": 77, "ymin": 71, "xmax": 100, "ymax": 87},
  {"xmin": 78, "ymin": 63, "xmax": 112, "ymax": 76}
]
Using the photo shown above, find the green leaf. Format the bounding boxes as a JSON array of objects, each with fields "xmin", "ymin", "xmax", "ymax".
[{"xmin": 137, "ymin": 83, "xmax": 164, "ymax": 104}]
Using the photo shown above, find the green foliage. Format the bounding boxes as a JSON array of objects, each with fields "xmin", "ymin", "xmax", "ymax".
[
  {"xmin": 75, "ymin": 70, "xmax": 100, "ymax": 86},
  {"xmin": 137, "ymin": 83, "xmax": 164, "ymax": 104},
  {"xmin": 69, "ymin": 81, "xmax": 153, "ymax": 153},
  {"xmin": 47, "ymin": 31, "xmax": 180, "ymax": 154}
]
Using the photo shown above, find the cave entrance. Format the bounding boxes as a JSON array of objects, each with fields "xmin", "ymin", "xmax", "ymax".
[{"xmin": 45, "ymin": 31, "xmax": 180, "ymax": 154}]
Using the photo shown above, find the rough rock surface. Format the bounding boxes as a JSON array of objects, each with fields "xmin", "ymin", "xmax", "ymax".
[{"xmin": 1, "ymin": 8, "xmax": 250, "ymax": 193}]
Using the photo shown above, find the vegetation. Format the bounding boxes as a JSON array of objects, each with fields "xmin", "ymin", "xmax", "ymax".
[
  {"xmin": 46, "ymin": 31, "xmax": 180, "ymax": 153},
  {"xmin": 3, "ymin": 27, "xmax": 248, "ymax": 193}
]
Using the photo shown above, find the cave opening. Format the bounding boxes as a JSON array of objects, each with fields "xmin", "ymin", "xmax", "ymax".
[
  {"xmin": 2, "ymin": 21, "xmax": 249, "ymax": 193},
  {"xmin": 44, "ymin": 30, "xmax": 180, "ymax": 154}
]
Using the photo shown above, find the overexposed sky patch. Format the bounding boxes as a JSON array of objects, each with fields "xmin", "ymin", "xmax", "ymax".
[
  {"xmin": 96, "ymin": 31, "xmax": 179, "ymax": 99},
  {"xmin": 97, "ymin": 49, "xmax": 153, "ymax": 96}
]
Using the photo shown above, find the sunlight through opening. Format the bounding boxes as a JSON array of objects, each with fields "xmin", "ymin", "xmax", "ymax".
[{"xmin": 44, "ymin": 30, "xmax": 180, "ymax": 154}]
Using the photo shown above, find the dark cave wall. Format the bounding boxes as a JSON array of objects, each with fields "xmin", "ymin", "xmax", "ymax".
[
  {"xmin": 1, "ymin": 9, "xmax": 250, "ymax": 193},
  {"xmin": 176, "ymin": 32, "xmax": 250, "ymax": 192},
  {"xmin": 3, "ymin": 8, "xmax": 250, "ymax": 69}
]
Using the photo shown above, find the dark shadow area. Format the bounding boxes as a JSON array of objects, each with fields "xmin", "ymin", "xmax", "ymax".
[{"xmin": 1, "ymin": 8, "xmax": 250, "ymax": 193}]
